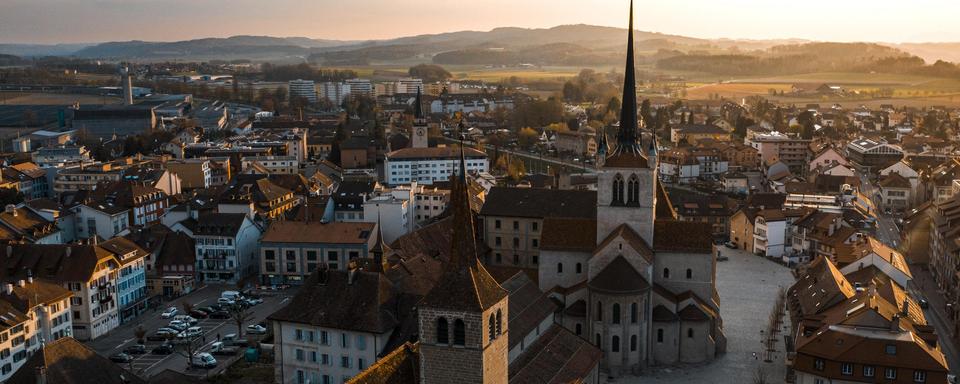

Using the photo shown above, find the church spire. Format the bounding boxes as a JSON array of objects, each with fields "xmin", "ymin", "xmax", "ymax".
[
  {"xmin": 413, "ymin": 87, "xmax": 424, "ymax": 120},
  {"xmin": 606, "ymin": 0, "xmax": 647, "ymax": 166},
  {"xmin": 369, "ymin": 211, "xmax": 391, "ymax": 273},
  {"xmin": 448, "ymin": 121, "xmax": 475, "ymax": 271}
]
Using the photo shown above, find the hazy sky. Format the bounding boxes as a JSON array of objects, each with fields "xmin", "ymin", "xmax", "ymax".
[{"xmin": 1, "ymin": 0, "xmax": 958, "ymax": 44}]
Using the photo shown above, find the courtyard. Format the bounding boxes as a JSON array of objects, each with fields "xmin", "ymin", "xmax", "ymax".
[{"xmin": 623, "ymin": 248, "xmax": 795, "ymax": 383}]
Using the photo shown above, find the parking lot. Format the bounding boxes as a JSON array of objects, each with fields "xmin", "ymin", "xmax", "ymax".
[{"xmin": 87, "ymin": 284, "xmax": 296, "ymax": 379}]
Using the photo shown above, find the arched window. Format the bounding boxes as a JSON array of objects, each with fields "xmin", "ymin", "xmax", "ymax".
[
  {"xmin": 576, "ymin": 263, "xmax": 582, "ymax": 274},
  {"xmin": 575, "ymin": 323, "xmax": 582, "ymax": 335},
  {"xmin": 630, "ymin": 335, "xmax": 638, "ymax": 351},
  {"xmin": 612, "ymin": 174, "xmax": 625, "ymax": 205},
  {"xmin": 657, "ymin": 328, "xmax": 664, "ymax": 343},
  {"xmin": 557, "ymin": 263, "xmax": 563, "ymax": 274},
  {"xmin": 454, "ymin": 319, "xmax": 466, "ymax": 346},
  {"xmin": 496, "ymin": 309, "xmax": 503, "ymax": 336},
  {"xmin": 630, "ymin": 302, "xmax": 638, "ymax": 323},
  {"xmin": 686, "ymin": 268, "xmax": 693, "ymax": 279},
  {"xmin": 488, "ymin": 314, "xmax": 496, "ymax": 341},
  {"xmin": 612, "ymin": 303, "xmax": 621, "ymax": 324},
  {"xmin": 596, "ymin": 301, "xmax": 603, "ymax": 321},
  {"xmin": 687, "ymin": 328, "xmax": 694, "ymax": 338},
  {"xmin": 627, "ymin": 174, "xmax": 640, "ymax": 204},
  {"xmin": 612, "ymin": 336, "xmax": 620, "ymax": 352},
  {"xmin": 663, "ymin": 268, "xmax": 670, "ymax": 279},
  {"xmin": 595, "ymin": 334, "xmax": 602, "ymax": 349},
  {"xmin": 436, "ymin": 317, "xmax": 449, "ymax": 344}
]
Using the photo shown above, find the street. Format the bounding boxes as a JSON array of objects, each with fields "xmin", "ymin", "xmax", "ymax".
[{"xmin": 86, "ymin": 284, "xmax": 296, "ymax": 379}]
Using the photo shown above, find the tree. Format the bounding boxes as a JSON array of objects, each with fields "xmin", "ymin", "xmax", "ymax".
[
  {"xmin": 640, "ymin": 99, "xmax": 652, "ymax": 125},
  {"xmin": 134, "ymin": 325, "xmax": 147, "ymax": 345},
  {"xmin": 408, "ymin": 64, "xmax": 452, "ymax": 83},
  {"xmin": 606, "ymin": 97, "xmax": 621, "ymax": 116},
  {"xmin": 507, "ymin": 157, "xmax": 526, "ymax": 182},
  {"xmin": 517, "ymin": 127, "xmax": 538, "ymax": 149},
  {"xmin": 181, "ymin": 300, "xmax": 194, "ymax": 315},
  {"xmin": 228, "ymin": 304, "xmax": 254, "ymax": 339}
]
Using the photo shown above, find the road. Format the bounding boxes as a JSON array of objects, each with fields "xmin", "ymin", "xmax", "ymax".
[
  {"xmin": 440, "ymin": 137, "xmax": 596, "ymax": 173},
  {"xmin": 86, "ymin": 284, "xmax": 295, "ymax": 379}
]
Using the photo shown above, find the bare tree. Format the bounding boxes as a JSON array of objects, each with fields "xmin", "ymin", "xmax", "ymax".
[
  {"xmin": 181, "ymin": 300, "xmax": 194, "ymax": 315},
  {"xmin": 134, "ymin": 325, "xmax": 146, "ymax": 345},
  {"xmin": 172, "ymin": 333, "xmax": 202, "ymax": 370},
  {"xmin": 228, "ymin": 304, "xmax": 253, "ymax": 339}
]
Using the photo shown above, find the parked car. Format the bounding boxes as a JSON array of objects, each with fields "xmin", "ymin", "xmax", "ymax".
[
  {"xmin": 217, "ymin": 298, "xmax": 235, "ymax": 306},
  {"xmin": 160, "ymin": 307, "xmax": 178, "ymax": 319},
  {"xmin": 179, "ymin": 326, "xmax": 203, "ymax": 339},
  {"xmin": 724, "ymin": 241, "xmax": 737, "ymax": 249},
  {"xmin": 244, "ymin": 297, "xmax": 263, "ymax": 306},
  {"xmin": 189, "ymin": 309, "xmax": 209, "ymax": 319},
  {"xmin": 209, "ymin": 341, "xmax": 239, "ymax": 356},
  {"xmin": 209, "ymin": 310, "xmax": 230, "ymax": 320},
  {"xmin": 246, "ymin": 324, "xmax": 267, "ymax": 335},
  {"xmin": 191, "ymin": 353, "xmax": 217, "ymax": 369},
  {"xmin": 152, "ymin": 343, "xmax": 174, "ymax": 355},
  {"xmin": 167, "ymin": 320, "xmax": 188, "ymax": 331},
  {"xmin": 123, "ymin": 344, "xmax": 146, "ymax": 355},
  {"xmin": 147, "ymin": 331, "xmax": 172, "ymax": 342},
  {"xmin": 173, "ymin": 315, "xmax": 198, "ymax": 326},
  {"xmin": 109, "ymin": 353, "xmax": 133, "ymax": 363}
]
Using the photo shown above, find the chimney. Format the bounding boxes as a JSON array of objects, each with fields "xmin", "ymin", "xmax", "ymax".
[
  {"xmin": 35, "ymin": 366, "xmax": 46, "ymax": 384},
  {"xmin": 5, "ymin": 204, "xmax": 15, "ymax": 215},
  {"xmin": 890, "ymin": 314, "xmax": 901, "ymax": 332}
]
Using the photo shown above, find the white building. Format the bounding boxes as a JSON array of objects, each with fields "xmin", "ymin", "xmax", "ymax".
[
  {"xmin": 174, "ymin": 213, "xmax": 261, "ymax": 284},
  {"xmin": 384, "ymin": 147, "xmax": 488, "ymax": 186},
  {"xmin": 320, "ymin": 82, "xmax": 350, "ymax": 105},
  {"xmin": 288, "ymin": 79, "xmax": 318, "ymax": 103},
  {"xmin": 362, "ymin": 195, "xmax": 411, "ymax": 244},
  {"xmin": 0, "ymin": 278, "xmax": 73, "ymax": 382},
  {"xmin": 345, "ymin": 79, "xmax": 372, "ymax": 97},
  {"xmin": 396, "ymin": 78, "xmax": 423, "ymax": 94},
  {"xmin": 72, "ymin": 203, "xmax": 130, "ymax": 240}
]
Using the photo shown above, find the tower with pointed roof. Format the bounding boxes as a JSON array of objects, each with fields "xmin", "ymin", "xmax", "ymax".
[
  {"xmin": 418, "ymin": 129, "xmax": 509, "ymax": 384},
  {"xmin": 596, "ymin": 0, "xmax": 658, "ymax": 246},
  {"xmin": 412, "ymin": 88, "xmax": 429, "ymax": 149}
]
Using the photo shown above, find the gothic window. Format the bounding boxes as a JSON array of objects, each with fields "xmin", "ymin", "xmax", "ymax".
[
  {"xmin": 557, "ymin": 263, "xmax": 563, "ymax": 274},
  {"xmin": 612, "ymin": 304, "xmax": 621, "ymax": 324},
  {"xmin": 687, "ymin": 328, "xmax": 694, "ymax": 338},
  {"xmin": 436, "ymin": 317, "xmax": 449, "ymax": 344},
  {"xmin": 453, "ymin": 319, "xmax": 466, "ymax": 346},
  {"xmin": 488, "ymin": 314, "xmax": 496, "ymax": 341},
  {"xmin": 612, "ymin": 336, "xmax": 620, "ymax": 352},
  {"xmin": 657, "ymin": 328, "xmax": 664, "ymax": 343},
  {"xmin": 627, "ymin": 174, "xmax": 640, "ymax": 205},
  {"xmin": 631, "ymin": 302, "xmax": 638, "ymax": 323},
  {"xmin": 576, "ymin": 263, "xmax": 582, "ymax": 273},
  {"xmin": 595, "ymin": 334, "xmax": 602, "ymax": 349},
  {"xmin": 596, "ymin": 301, "xmax": 603, "ymax": 321},
  {"xmin": 663, "ymin": 268, "xmax": 670, "ymax": 279},
  {"xmin": 496, "ymin": 309, "xmax": 502, "ymax": 336},
  {"xmin": 612, "ymin": 174, "xmax": 625, "ymax": 205},
  {"xmin": 686, "ymin": 268, "xmax": 693, "ymax": 279},
  {"xmin": 575, "ymin": 323, "xmax": 582, "ymax": 335},
  {"xmin": 630, "ymin": 335, "xmax": 638, "ymax": 351}
]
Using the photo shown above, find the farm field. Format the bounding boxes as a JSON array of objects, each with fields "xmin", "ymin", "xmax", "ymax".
[{"xmin": 0, "ymin": 91, "xmax": 121, "ymax": 105}]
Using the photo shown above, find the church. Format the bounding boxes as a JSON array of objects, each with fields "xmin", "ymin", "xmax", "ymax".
[{"xmin": 535, "ymin": 0, "xmax": 726, "ymax": 375}]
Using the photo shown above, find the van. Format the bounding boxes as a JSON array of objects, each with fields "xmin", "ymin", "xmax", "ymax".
[
  {"xmin": 221, "ymin": 291, "xmax": 242, "ymax": 301},
  {"xmin": 191, "ymin": 352, "xmax": 217, "ymax": 368}
]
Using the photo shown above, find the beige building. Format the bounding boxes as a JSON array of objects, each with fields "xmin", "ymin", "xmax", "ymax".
[{"xmin": 164, "ymin": 159, "xmax": 212, "ymax": 190}]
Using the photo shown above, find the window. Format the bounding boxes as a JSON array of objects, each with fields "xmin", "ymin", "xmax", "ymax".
[
  {"xmin": 814, "ymin": 359, "xmax": 825, "ymax": 371},
  {"xmin": 627, "ymin": 174, "xmax": 639, "ymax": 204},
  {"xmin": 495, "ymin": 220, "xmax": 501, "ymax": 229},
  {"xmin": 663, "ymin": 268, "xmax": 670, "ymax": 278},
  {"xmin": 310, "ymin": 351, "xmax": 317, "ymax": 362},
  {"xmin": 358, "ymin": 358, "xmax": 365, "ymax": 370},
  {"xmin": 321, "ymin": 354, "xmax": 329, "ymax": 365},
  {"xmin": 914, "ymin": 370, "xmax": 926, "ymax": 383},
  {"xmin": 596, "ymin": 301, "xmax": 603, "ymax": 321},
  {"xmin": 557, "ymin": 263, "xmax": 563, "ymax": 274},
  {"xmin": 630, "ymin": 335, "xmax": 637, "ymax": 351},
  {"xmin": 265, "ymin": 250, "xmax": 275, "ymax": 260},
  {"xmin": 295, "ymin": 329, "xmax": 303, "ymax": 340},
  {"xmin": 513, "ymin": 238, "xmax": 520, "ymax": 248},
  {"xmin": 513, "ymin": 255, "xmax": 519, "ymax": 265},
  {"xmin": 631, "ymin": 303, "xmax": 638, "ymax": 323},
  {"xmin": 436, "ymin": 317, "xmax": 449, "ymax": 344},
  {"xmin": 495, "ymin": 237, "xmax": 502, "ymax": 246},
  {"xmin": 612, "ymin": 174, "xmax": 624, "ymax": 205},
  {"xmin": 612, "ymin": 304, "xmax": 621, "ymax": 324},
  {"xmin": 686, "ymin": 268, "xmax": 693, "ymax": 279},
  {"xmin": 513, "ymin": 221, "xmax": 519, "ymax": 230},
  {"xmin": 687, "ymin": 328, "xmax": 694, "ymax": 338},
  {"xmin": 496, "ymin": 309, "xmax": 502, "ymax": 336},
  {"xmin": 885, "ymin": 344, "xmax": 897, "ymax": 355},
  {"xmin": 297, "ymin": 370, "xmax": 305, "ymax": 384},
  {"xmin": 489, "ymin": 314, "xmax": 496, "ymax": 341},
  {"xmin": 356, "ymin": 335, "xmax": 366, "ymax": 351},
  {"xmin": 320, "ymin": 331, "xmax": 329, "ymax": 345},
  {"xmin": 341, "ymin": 333, "xmax": 349, "ymax": 348},
  {"xmin": 863, "ymin": 365, "xmax": 875, "ymax": 377},
  {"xmin": 532, "ymin": 239, "xmax": 538, "ymax": 248},
  {"xmin": 306, "ymin": 251, "xmax": 317, "ymax": 261},
  {"xmin": 611, "ymin": 336, "xmax": 620, "ymax": 352},
  {"xmin": 453, "ymin": 319, "xmax": 465, "ymax": 346},
  {"xmin": 532, "ymin": 222, "xmax": 538, "ymax": 232},
  {"xmin": 575, "ymin": 323, "xmax": 582, "ymax": 335},
  {"xmin": 295, "ymin": 348, "xmax": 304, "ymax": 361},
  {"xmin": 595, "ymin": 334, "xmax": 601, "ymax": 349},
  {"xmin": 841, "ymin": 363, "xmax": 853, "ymax": 375},
  {"xmin": 341, "ymin": 356, "xmax": 350, "ymax": 368},
  {"xmin": 576, "ymin": 263, "xmax": 582, "ymax": 273},
  {"xmin": 657, "ymin": 329, "xmax": 664, "ymax": 343},
  {"xmin": 885, "ymin": 368, "xmax": 897, "ymax": 380}
]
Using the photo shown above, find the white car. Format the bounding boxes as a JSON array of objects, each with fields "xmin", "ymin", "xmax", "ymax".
[
  {"xmin": 217, "ymin": 298, "xmax": 235, "ymax": 306},
  {"xmin": 178, "ymin": 326, "xmax": 203, "ymax": 339},
  {"xmin": 246, "ymin": 324, "xmax": 267, "ymax": 335},
  {"xmin": 191, "ymin": 352, "xmax": 217, "ymax": 368},
  {"xmin": 160, "ymin": 307, "xmax": 178, "ymax": 319},
  {"xmin": 173, "ymin": 315, "xmax": 198, "ymax": 326},
  {"xmin": 168, "ymin": 320, "xmax": 188, "ymax": 331}
]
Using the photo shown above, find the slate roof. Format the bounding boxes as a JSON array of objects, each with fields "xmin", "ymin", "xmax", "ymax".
[
  {"xmin": 155, "ymin": 230, "xmax": 196, "ymax": 269},
  {"xmin": 262, "ymin": 220, "xmax": 373, "ymax": 244},
  {"xmin": 0, "ymin": 244, "xmax": 116, "ymax": 283},
  {"xmin": 500, "ymin": 272, "xmax": 557, "ymax": 349},
  {"xmin": 480, "ymin": 187, "xmax": 596, "ymax": 219},
  {"xmin": 540, "ymin": 217, "xmax": 597, "ymax": 252},
  {"xmin": 595, "ymin": 224, "xmax": 654, "ymax": 262},
  {"xmin": 587, "ymin": 256, "xmax": 650, "ymax": 294},
  {"xmin": 268, "ymin": 269, "xmax": 398, "ymax": 334},
  {"xmin": 191, "ymin": 213, "xmax": 248, "ymax": 237},
  {"xmin": 653, "ymin": 220, "xmax": 714, "ymax": 253},
  {"xmin": 879, "ymin": 172, "xmax": 912, "ymax": 189},
  {"xmin": 6, "ymin": 337, "xmax": 147, "ymax": 384},
  {"xmin": 507, "ymin": 326, "xmax": 603, "ymax": 384},
  {"xmin": 346, "ymin": 343, "xmax": 420, "ymax": 384}
]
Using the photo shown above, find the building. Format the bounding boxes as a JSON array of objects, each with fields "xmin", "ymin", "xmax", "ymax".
[
  {"xmin": 241, "ymin": 155, "xmax": 299, "ymax": 175},
  {"xmin": 846, "ymin": 138, "xmax": 904, "ymax": 174},
  {"xmin": 658, "ymin": 147, "xmax": 729, "ymax": 184},
  {"xmin": 320, "ymin": 81, "xmax": 350, "ymax": 105},
  {"xmin": 929, "ymin": 194, "xmax": 960, "ymax": 330},
  {"xmin": 218, "ymin": 177, "xmax": 298, "ymax": 220},
  {"xmin": 384, "ymin": 147, "xmax": 488, "ymax": 185},
  {"xmin": 175, "ymin": 212, "xmax": 261, "ymax": 284},
  {"xmin": 345, "ymin": 79, "xmax": 373, "ymax": 98},
  {"xmin": 72, "ymin": 104, "xmax": 157, "ymax": 139},
  {"xmin": 479, "ymin": 187, "xmax": 596, "ymax": 269},
  {"xmin": 0, "ymin": 278, "xmax": 73, "ymax": 382},
  {"xmin": 288, "ymin": 79, "xmax": 318, "ymax": 103},
  {"xmin": 669, "ymin": 124, "xmax": 731, "ymax": 145},
  {"xmin": 746, "ymin": 132, "xmax": 812, "ymax": 174},
  {"xmin": 2, "ymin": 163, "xmax": 49, "ymax": 200},
  {"xmin": 97, "ymin": 237, "xmax": 149, "ymax": 323},
  {"xmin": 0, "ymin": 204, "xmax": 61, "ymax": 244},
  {"xmin": 164, "ymin": 159, "xmax": 212, "ymax": 190},
  {"xmin": 90, "ymin": 180, "xmax": 169, "ymax": 228},
  {"xmin": 396, "ymin": 78, "xmax": 423, "ymax": 94},
  {"xmin": 259, "ymin": 220, "xmax": 375, "ymax": 285},
  {"xmin": 411, "ymin": 89, "xmax": 429, "ymax": 149},
  {"xmin": 554, "ymin": 130, "xmax": 598, "ymax": 157},
  {"xmin": 878, "ymin": 172, "xmax": 913, "ymax": 213},
  {"xmin": 5, "ymin": 337, "xmax": 147, "ymax": 384},
  {"xmin": 363, "ymin": 195, "xmax": 412, "ymax": 244}
]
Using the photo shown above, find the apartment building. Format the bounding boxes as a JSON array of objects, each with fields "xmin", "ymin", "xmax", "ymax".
[
  {"xmin": 0, "ymin": 278, "xmax": 73, "ymax": 382},
  {"xmin": 259, "ymin": 220, "xmax": 375, "ymax": 285}
]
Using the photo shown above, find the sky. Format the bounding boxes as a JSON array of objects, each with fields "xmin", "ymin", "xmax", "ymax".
[{"xmin": 1, "ymin": 0, "xmax": 958, "ymax": 45}]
